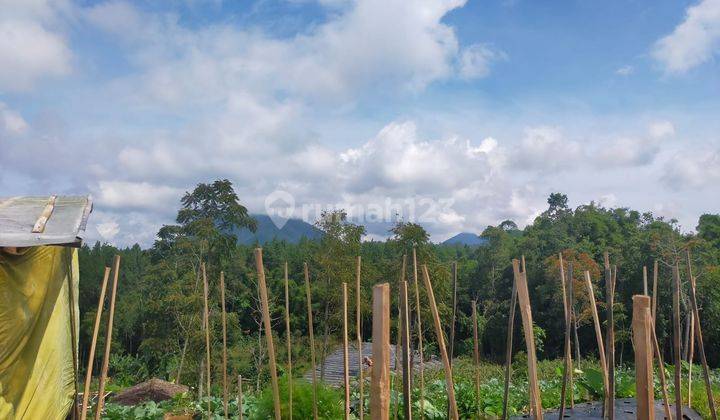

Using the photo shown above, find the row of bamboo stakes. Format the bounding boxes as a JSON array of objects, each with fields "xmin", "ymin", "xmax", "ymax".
[{"xmin": 78, "ymin": 246, "xmax": 718, "ymax": 420}]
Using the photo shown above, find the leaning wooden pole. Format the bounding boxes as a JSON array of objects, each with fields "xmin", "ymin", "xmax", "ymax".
[
  {"xmin": 686, "ymin": 249, "xmax": 718, "ymax": 419},
  {"xmin": 412, "ymin": 246, "xmax": 425, "ymax": 420},
  {"xmin": 501, "ymin": 266, "xmax": 518, "ymax": 420},
  {"xmin": 688, "ymin": 313, "xmax": 694, "ymax": 408},
  {"xmin": 343, "ymin": 282, "xmax": 351, "ymax": 420},
  {"xmin": 356, "ymin": 256, "xmax": 364, "ymax": 420},
  {"xmin": 651, "ymin": 320, "xmax": 673, "ymax": 420},
  {"xmin": 220, "ymin": 271, "xmax": 229, "ymax": 419},
  {"xmin": 472, "ymin": 299, "xmax": 481, "ymax": 419},
  {"xmin": 652, "ymin": 261, "xmax": 658, "ymax": 324},
  {"xmin": 284, "ymin": 262, "xmax": 293, "ymax": 420},
  {"xmin": 559, "ymin": 253, "xmax": 572, "ymax": 419},
  {"xmin": 238, "ymin": 375, "xmax": 244, "ymax": 420},
  {"xmin": 584, "ymin": 271, "xmax": 609, "ymax": 414},
  {"xmin": 94, "ymin": 256, "xmax": 120, "ymax": 420},
  {"xmin": 513, "ymin": 259, "xmax": 543, "ymax": 420},
  {"xmin": 400, "ymin": 280, "xmax": 412, "ymax": 420},
  {"xmin": 80, "ymin": 267, "xmax": 110, "ymax": 420},
  {"xmin": 372, "ymin": 283, "xmax": 391, "ymax": 420},
  {"xmin": 201, "ymin": 262, "xmax": 212, "ymax": 419},
  {"xmin": 605, "ymin": 253, "xmax": 615, "ymax": 420},
  {"xmin": 254, "ymin": 248, "xmax": 282, "ymax": 420},
  {"xmin": 449, "ymin": 261, "xmax": 458, "ymax": 362},
  {"xmin": 672, "ymin": 264, "xmax": 683, "ymax": 420},
  {"xmin": 643, "ymin": 265, "xmax": 648, "ymax": 296},
  {"xmin": 421, "ymin": 265, "xmax": 459, "ymax": 420},
  {"xmin": 304, "ymin": 263, "xmax": 319, "ymax": 420},
  {"xmin": 632, "ymin": 295, "xmax": 654, "ymax": 420}
]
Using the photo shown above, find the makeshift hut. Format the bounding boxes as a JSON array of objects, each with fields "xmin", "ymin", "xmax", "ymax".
[{"xmin": 0, "ymin": 196, "xmax": 92, "ymax": 420}]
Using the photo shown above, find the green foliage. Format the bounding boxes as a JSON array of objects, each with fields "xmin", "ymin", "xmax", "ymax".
[{"xmin": 252, "ymin": 377, "xmax": 343, "ymax": 419}]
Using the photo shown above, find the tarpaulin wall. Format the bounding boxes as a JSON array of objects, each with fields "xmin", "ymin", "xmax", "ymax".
[{"xmin": 0, "ymin": 246, "xmax": 79, "ymax": 420}]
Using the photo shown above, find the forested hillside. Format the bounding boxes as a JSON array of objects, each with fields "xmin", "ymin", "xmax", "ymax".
[{"xmin": 77, "ymin": 180, "xmax": 720, "ymax": 396}]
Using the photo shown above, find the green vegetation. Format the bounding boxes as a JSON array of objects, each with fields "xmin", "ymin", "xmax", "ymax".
[{"xmin": 79, "ymin": 179, "xmax": 720, "ymax": 418}]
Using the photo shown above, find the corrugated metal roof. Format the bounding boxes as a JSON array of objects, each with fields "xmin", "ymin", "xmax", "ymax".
[{"xmin": 0, "ymin": 196, "xmax": 92, "ymax": 247}]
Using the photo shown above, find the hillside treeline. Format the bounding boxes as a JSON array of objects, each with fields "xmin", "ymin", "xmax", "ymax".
[{"xmin": 77, "ymin": 180, "xmax": 720, "ymax": 392}]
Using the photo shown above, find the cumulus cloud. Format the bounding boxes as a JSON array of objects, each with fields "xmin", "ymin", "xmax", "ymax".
[
  {"xmin": 458, "ymin": 44, "xmax": 506, "ymax": 79},
  {"xmin": 510, "ymin": 126, "xmax": 582, "ymax": 172},
  {"xmin": 592, "ymin": 121, "xmax": 674, "ymax": 167},
  {"xmin": 662, "ymin": 147, "xmax": 720, "ymax": 189},
  {"xmin": 0, "ymin": 102, "xmax": 28, "ymax": 135},
  {"xmin": 652, "ymin": 0, "xmax": 720, "ymax": 74},
  {"xmin": 615, "ymin": 65, "xmax": 634, "ymax": 76}
]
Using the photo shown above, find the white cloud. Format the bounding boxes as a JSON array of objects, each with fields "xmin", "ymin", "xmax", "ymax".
[
  {"xmin": 458, "ymin": 43, "xmax": 505, "ymax": 79},
  {"xmin": 652, "ymin": 0, "xmax": 720, "ymax": 74},
  {"xmin": 615, "ymin": 65, "xmax": 634, "ymax": 76},
  {"xmin": 662, "ymin": 147, "xmax": 720, "ymax": 189},
  {"xmin": 510, "ymin": 126, "xmax": 582, "ymax": 172},
  {"xmin": 96, "ymin": 220, "xmax": 120, "ymax": 240},
  {"xmin": 96, "ymin": 181, "xmax": 183, "ymax": 213},
  {"xmin": 649, "ymin": 120, "xmax": 675, "ymax": 139},
  {"xmin": 0, "ymin": 102, "xmax": 28, "ymax": 135}
]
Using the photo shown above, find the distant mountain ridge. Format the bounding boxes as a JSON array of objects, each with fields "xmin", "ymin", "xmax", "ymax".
[
  {"xmin": 233, "ymin": 214, "xmax": 322, "ymax": 244},
  {"xmin": 441, "ymin": 232, "xmax": 487, "ymax": 246}
]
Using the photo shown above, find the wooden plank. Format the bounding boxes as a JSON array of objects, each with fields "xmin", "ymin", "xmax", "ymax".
[
  {"xmin": 255, "ymin": 248, "xmax": 282, "ymax": 420},
  {"xmin": 400, "ymin": 280, "xmax": 411, "ymax": 420},
  {"xmin": 343, "ymin": 282, "xmax": 351, "ymax": 420},
  {"xmin": 559, "ymin": 253, "xmax": 572, "ymax": 418},
  {"xmin": 412, "ymin": 246, "xmax": 425, "ymax": 420},
  {"xmin": 238, "ymin": 375, "xmax": 244, "ymax": 420},
  {"xmin": 672, "ymin": 264, "xmax": 683, "ymax": 420},
  {"xmin": 221, "ymin": 271, "xmax": 229, "ymax": 419},
  {"xmin": 502, "ymin": 264, "xmax": 518, "ymax": 420},
  {"xmin": 31, "ymin": 195, "xmax": 56, "ymax": 233},
  {"xmin": 686, "ymin": 249, "xmax": 718, "ymax": 419},
  {"xmin": 94, "ymin": 256, "xmax": 120, "ymax": 420},
  {"xmin": 513, "ymin": 258, "xmax": 542, "ymax": 420},
  {"xmin": 632, "ymin": 295, "xmax": 654, "ymax": 420},
  {"xmin": 304, "ymin": 263, "xmax": 319, "ymax": 420},
  {"xmin": 652, "ymin": 261, "xmax": 658, "ymax": 324},
  {"xmin": 284, "ymin": 262, "xmax": 293, "ymax": 420},
  {"xmin": 202, "ymin": 263, "xmax": 212, "ymax": 418},
  {"xmin": 651, "ymin": 319, "xmax": 673, "ymax": 420},
  {"xmin": 372, "ymin": 283, "xmax": 391, "ymax": 420},
  {"xmin": 472, "ymin": 299, "xmax": 481, "ymax": 419},
  {"xmin": 584, "ymin": 271, "xmax": 609, "ymax": 411},
  {"xmin": 422, "ymin": 265, "xmax": 459, "ymax": 420},
  {"xmin": 605, "ymin": 253, "xmax": 615, "ymax": 420},
  {"xmin": 80, "ymin": 267, "xmax": 110, "ymax": 420},
  {"xmin": 356, "ymin": 256, "xmax": 364, "ymax": 420}
]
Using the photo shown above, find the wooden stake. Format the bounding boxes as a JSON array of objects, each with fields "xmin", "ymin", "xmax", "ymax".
[
  {"xmin": 94, "ymin": 256, "xmax": 120, "ymax": 420},
  {"xmin": 284, "ymin": 262, "xmax": 293, "ymax": 420},
  {"xmin": 686, "ymin": 249, "xmax": 718, "ymax": 419},
  {"xmin": 584, "ymin": 271, "xmax": 609, "ymax": 414},
  {"xmin": 372, "ymin": 283, "xmax": 391, "ymax": 420},
  {"xmin": 400, "ymin": 280, "xmax": 411, "ymax": 420},
  {"xmin": 651, "ymin": 320, "xmax": 673, "ymax": 420},
  {"xmin": 513, "ymin": 259, "xmax": 542, "ymax": 420},
  {"xmin": 339, "ymin": 282, "xmax": 349, "ymax": 419},
  {"xmin": 238, "ymin": 375, "xmax": 244, "ymax": 420},
  {"xmin": 355, "ymin": 256, "xmax": 364, "ymax": 420},
  {"xmin": 220, "ymin": 271, "xmax": 229, "ymax": 419},
  {"xmin": 81, "ymin": 267, "xmax": 110, "ymax": 420},
  {"xmin": 449, "ymin": 261, "xmax": 457, "ymax": 362},
  {"xmin": 605, "ymin": 253, "xmax": 615, "ymax": 420},
  {"xmin": 633, "ymin": 295, "xmax": 654, "ymax": 420},
  {"xmin": 652, "ymin": 261, "xmax": 658, "ymax": 324},
  {"xmin": 559, "ymin": 253, "xmax": 573, "ymax": 418},
  {"xmin": 688, "ymin": 313, "xmax": 694, "ymax": 408},
  {"xmin": 502, "ymin": 264, "xmax": 518, "ymax": 420},
  {"xmin": 304, "ymin": 263, "xmax": 319, "ymax": 420},
  {"xmin": 201, "ymin": 263, "xmax": 212, "ymax": 419},
  {"xmin": 643, "ymin": 266, "xmax": 648, "ymax": 296},
  {"xmin": 472, "ymin": 299, "xmax": 481, "ymax": 419},
  {"xmin": 412, "ymin": 246, "xmax": 425, "ymax": 420},
  {"xmin": 255, "ymin": 248, "xmax": 282, "ymax": 420},
  {"xmin": 672, "ymin": 264, "xmax": 683, "ymax": 420},
  {"xmin": 394, "ymin": 257, "xmax": 406, "ymax": 420},
  {"xmin": 422, "ymin": 265, "xmax": 459, "ymax": 420}
]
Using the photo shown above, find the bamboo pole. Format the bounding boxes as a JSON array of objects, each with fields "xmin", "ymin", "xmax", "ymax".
[
  {"xmin": 643, "ymin": 266, "xmax": 648, "ymax": 295},
  {"xmin": 356, "ymin": 256, "xmax": 364, "ymax": 420},
  {"xmin": 449, "ymin": 261, "xmax": 457, "ymax": 362},
  {"xmin": 652, "ymin": 261, "xmax": 658, "ymax": 324},
  {"xmin": 400, "ymin": 280, "xmax": 411, "ymax": 420},
  {"xmin": 568, "ymin": 261, "xmax": 575, "ymax": 409},
  {"xmin": 94, "ymin": 256, "xmax": 120, "ymax": 420},
  {"xmin": 632, "ymin": 295, "xmax": 654, "ymax": 420},
  {"xmin": 372, "ymin": 283, "xmax": 391, "ymax": 420},
  {"xmin": 651, "ymin": 320, "xmax": 673, "ymax": 420},
  {"xmin": 254, "ymin": 248, "xmax": 282, "ymax": 420},
  {"xmin": 472, "ymin": 299, "xmax": 481, "ymax": 419},
  {"xmin": 688, "ymin": 313, "xmax": 694, "ymax": 408},
  {"xmin": 341, "ymin": 282, "xmax": 350, "ymax": 420},
  {"xmin": 421, "ymin": 265, "xmax": 459, "ymax": 420},
  {"xmin": 220, "ymin": 271, "xmax": 229, "ymax": 419},
  {"xmin": 201, "ymin": 263, "xmax": 212, "ymax": 419},
  {"xmin": 686, "ymin": 249, "xmax": 718, "ymax": 419},
  {"xmin": 394, "ymin": 257, "xmax": 406, "ymax": 420},
  {"xmin": 304, "ymin": 263, "xmax": 319, "ymax": 420},
  {"xmin": 238, "ymin": 375, "xmax": 244, "ymax": 420},
  {"xmin": 412, "ymin": 246, "xmax": 425, "ymax": 420},
  {"xmin": 81, "ymin": 267, "xmax": 110, "ymax": 420},
  {"xmin": 513, "ymin": 259, "xmax": 542, "ymax": 420},
  {"xmin": 605, "ymin": 254, "xmax": 615, "ymax": 420},
  {"xmin": 672, "ymin": 264, "xmax": 683, "ymax": 420},
  {"xmin": 284, "ymin": 262, "xmax": 293, "ymax": 420},
  {"xmin": 559, "ymin": 254, "xmax": 572, "ymax": 418},
  {"xmin": 501, "ymin": 265, "xmax": 518, "ymax": 420},
  {"xmin": 584, "ymin": 271, "xmax": 609, "ymax": 414}
]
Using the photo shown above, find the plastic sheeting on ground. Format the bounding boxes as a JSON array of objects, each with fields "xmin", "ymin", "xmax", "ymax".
[{"xmin": 0, "ymin": 246, "xmax": 79, "ymax": 420}]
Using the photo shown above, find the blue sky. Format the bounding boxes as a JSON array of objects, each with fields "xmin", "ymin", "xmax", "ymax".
[{"xmin": 1, "ymin": 0, "xmax": 719, "ymax": 246}]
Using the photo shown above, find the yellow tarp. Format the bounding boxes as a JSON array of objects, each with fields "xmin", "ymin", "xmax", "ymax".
[{"xmin": 0, "ymin": 246, "xmax": 79, "ymax": 420}]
